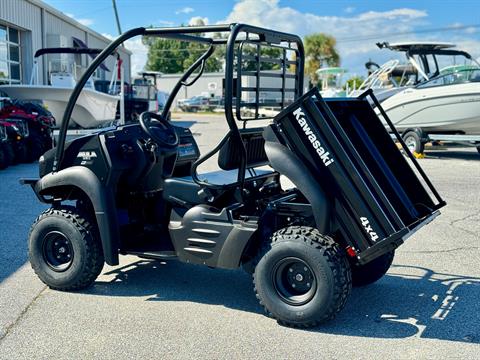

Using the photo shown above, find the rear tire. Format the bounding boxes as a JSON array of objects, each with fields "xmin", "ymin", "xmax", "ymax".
[
  {"xmin": 403, "ymin": 131, "xmax": 424, "ymax": 154},
  {"xmin": 3, "ymin": 142, "xmax": 15, "ymax": 165},
  {"xmin": 350, "ymin": 250, "xmax": 394, "ymax": 287},
  {"xmin": 253, "ymin": 226, "xmax": 351, "ymax": 328},
  {"xmin": 28, "ymin": 206, "xmax": 104, "ymax": 291}
]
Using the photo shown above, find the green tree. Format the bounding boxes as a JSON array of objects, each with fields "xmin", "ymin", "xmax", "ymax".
[
  {"xmin": 145, "ymin": 38, "xmax": 223, "ymax": 74},
  {"xmin": 182, "ymin": 18, "xmax": 223, "ymax": 73},
  {"xmin": 183, "ymin": 43, "xmax": 223, "ymax": 73},
  {"xmin": 237, "ymin": 45, "xmax": 282, "ymax": 71},
  {"xmin": 145, "ymin": 18, "xmax": 223, "ymax": 74},
  {"xmin": 145, "ymin": 22, "xmax": 283, "ymax": 75},
  {"xmin": 145, "ymin": 38, "xmax": 188, "ymax": 74},
  {"xmin": 344, "ymin": 75, "xmax": 364, "ymax": 92},
  {"xmin": 304, "ymin": 33, "xmax": 340, "ymax": 86}
]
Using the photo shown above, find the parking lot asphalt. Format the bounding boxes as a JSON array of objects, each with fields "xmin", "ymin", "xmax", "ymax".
[{"xmin": 0, "ymin": 113, "xmax": 479, "ymax": 359}]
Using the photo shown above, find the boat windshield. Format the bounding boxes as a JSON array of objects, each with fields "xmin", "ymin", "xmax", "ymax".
[
  {"xmin": 317, "ymin": 68, "xmax": 347, "ymax": 90},
  {"xmin": 416, "ymin": 68, "xmax": 480, "ymax": 88},
  {"xmin": 408, "ymin": 51, "xmax": 479, "ymax": 82}
]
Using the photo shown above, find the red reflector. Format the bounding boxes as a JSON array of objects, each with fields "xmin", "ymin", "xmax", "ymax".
[{"xmin": 346, "ymin": 246, "xmax": 357, "ymax": 258}]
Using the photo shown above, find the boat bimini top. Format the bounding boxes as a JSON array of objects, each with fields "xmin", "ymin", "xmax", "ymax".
[{"xmin": 377, "ymin": 41, "xmax": 480, "ymax": 82}]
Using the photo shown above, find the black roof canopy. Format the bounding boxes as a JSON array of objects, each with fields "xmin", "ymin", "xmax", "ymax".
[{"xmin": 34, "ymin": 47, "xmax": 105, "ymax": 58}]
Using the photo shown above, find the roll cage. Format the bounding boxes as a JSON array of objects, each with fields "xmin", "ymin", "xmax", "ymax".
[{"xmin": 54, "ymin": 23, "xmax": 304, "ymax": 191}]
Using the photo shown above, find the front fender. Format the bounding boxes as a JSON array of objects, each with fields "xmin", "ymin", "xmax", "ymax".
[{"xmin": 33, "ymin": 166, "xmax": 119, "ymax": 265}]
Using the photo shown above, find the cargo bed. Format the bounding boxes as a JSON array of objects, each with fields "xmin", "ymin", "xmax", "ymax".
[{"xmin": 272, "ymin": 88, "xmax": 446, "ymax": 263}]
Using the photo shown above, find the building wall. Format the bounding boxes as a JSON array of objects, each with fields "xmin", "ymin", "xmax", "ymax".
[
  {"xmin": 157, "ymin": 72, "xmax": 310, "ymax": 109},
  {"xmin": 0, "ymin": 0, "xmax": 43, "ymax": 83},
  {"xmin": 0, "ymin": 0, "xmax": 131, "ymax": 86}
]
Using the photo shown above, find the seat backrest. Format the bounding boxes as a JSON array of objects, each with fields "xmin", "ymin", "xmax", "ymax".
[{"xmin": 218, "ymin": 127, "xmax": 268, "ymax": 170}]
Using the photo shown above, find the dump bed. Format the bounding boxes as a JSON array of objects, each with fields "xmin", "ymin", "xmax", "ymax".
[{"xmin": 272, "ymin": 88, "xmax": 445, "ymax": 264}]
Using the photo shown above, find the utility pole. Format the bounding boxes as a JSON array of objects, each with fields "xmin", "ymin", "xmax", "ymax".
[
  {"xmin": 111, "ymin": 0, "xmax": 125, "ymax": 124},
  {"xmin": 112, "ymin": 0, "xmax": 122, "ymax": 35}
]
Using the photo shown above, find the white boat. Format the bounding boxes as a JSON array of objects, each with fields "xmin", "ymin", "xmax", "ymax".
[
  {"xmin": 347, "ymin": 59, "xmax": 408, "ymax": 101},
  {"xmin": 377, "ymin": 45, "xmax": 480, "ymax": 134},
  {"xmin": 0, "ymin": 47, "xmax": 120, "ymax": 129},
  {"xmin": 348, "ymin": 42, "xmax": 455, "ymax": 101},
  {"xmin": 316, "ymin": 67, "xmax": 347, "ymax": 97}
]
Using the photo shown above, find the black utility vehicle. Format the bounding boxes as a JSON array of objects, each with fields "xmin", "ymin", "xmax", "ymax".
[{"xmin": 23, "ymin": 24, "xmax": 445, "ymax": 328}]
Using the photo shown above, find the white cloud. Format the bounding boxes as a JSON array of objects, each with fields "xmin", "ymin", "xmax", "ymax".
[
  {"xmin": 101, "ymin": 33, "xmax": 114, "ymax": 40},
  {"xmin": 125, "ymin": 38, "xmax": 149, "ymax": 75},
  {"xmin": 77, "ymin": 18, "xmax": 94, "ymax": 26},
  {"xmin": 221, "ymin": 0, "xmax": 443, "ymax": 76},
  {"xmin": 65, "ymin": 12, "xmax": 94, "ymax": 27},
  {"xmin": 465, "ymin": 27, "xmax": 477, "ymax": 34},
  {"xmin": 222, "ymin": 1, "xmax": 427, "ymax": 38},
  {"xmin": 188, "ymin": 16, "xmax": 209, "ymax": 26},
  {"xmin": 97, "ymin": 1, "xmax": 480, "ymax": 80},
  {"xmin": 102, "ymin": 33, "xmax": 148, "ymax": 75},
  {"xmin": 176, "ymin": 7, "xmax": 194, "ymax": 14},
  {"xmin": 448, "ymin": 38, "xmax": 480, "ymax": 60},
  {"xmin": 344, "ymin": 6, "xmax": 355, "ymax": 14},
  {"xmin": 448, "ymin": 22, "xmax": 463, "ymax": 29}
]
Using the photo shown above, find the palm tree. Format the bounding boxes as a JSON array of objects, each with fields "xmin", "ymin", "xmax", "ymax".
[{"xmin": 304, "ymin": 33, "xmax": 340, "ymax": 87}]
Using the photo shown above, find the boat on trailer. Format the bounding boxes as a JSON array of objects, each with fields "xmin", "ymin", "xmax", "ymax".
[
  {"xmin": 376, "ymin": 43, "xmax": 480, "ymax": 135},
  {"xmin": 348, "ymin": 42, "xmax": 457, "ymax": 101},
  {"xmin": 0, "ymin": 47, "xmax": 120, "ymax": 129}
]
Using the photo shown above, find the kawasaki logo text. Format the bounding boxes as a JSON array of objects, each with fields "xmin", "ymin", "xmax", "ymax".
[{"xmin": 293, "ymin": 107, "xmax": 334, "ymax": 167}]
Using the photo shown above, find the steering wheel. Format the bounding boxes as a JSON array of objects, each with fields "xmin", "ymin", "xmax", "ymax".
[{"xmin": 139, "ymin": 112, "xmax": 179, "ymax": 148}]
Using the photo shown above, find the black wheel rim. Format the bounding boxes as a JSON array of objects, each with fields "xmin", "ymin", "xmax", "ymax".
[
  {"xmin": 42, "ymin": 231, "xmax": 74, "ymax": 272},
  {"xmin": 272, "ymin": 257, "xmax": 317, "ymax": 306}
]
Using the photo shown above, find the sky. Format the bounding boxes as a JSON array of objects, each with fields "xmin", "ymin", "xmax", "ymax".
[{"xmin": 44, "ymin": 0, "xmax": 480, "ymax": 77}]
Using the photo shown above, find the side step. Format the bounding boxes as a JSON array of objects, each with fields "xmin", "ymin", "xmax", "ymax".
[
  {"xmin": 125, "ymin": 250, "xmax": 177, "ymax": 261},
  {"xmin": 169, "ymin": 204, "xmax": 258, "ymax": 269}
]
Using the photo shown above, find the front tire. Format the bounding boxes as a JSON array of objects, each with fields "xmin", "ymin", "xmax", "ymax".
[
  {"xmin": 253, "ymin": 226, "xmax": 351, "ymax": 328},
  {"xmin": 26, "ymin": 132, "xmax": 45, "ymax": 162},
  {"xmin": 29, "ymin": 206, "xmax": 104, "ymax": 291},
  {"xmin": 350, "ymin": 250, "xmax": 394, "ymax": 287},
  {"xmin": 14, "ymin": 141, "xmax": 28, "ymax": 163}
]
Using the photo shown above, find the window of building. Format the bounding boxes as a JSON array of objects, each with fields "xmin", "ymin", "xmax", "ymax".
[{"xmin": 0, "ymin": 24, "xmax": 21, "ymax": 85}]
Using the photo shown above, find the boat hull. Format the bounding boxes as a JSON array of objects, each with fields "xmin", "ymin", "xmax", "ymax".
[
  {"xmin": 0, "ymin": 85, "xmax": 118, "ymax": 128},
  {"xmin": 350, "ymin": 86, "xmax": 406, "ymax": 102},
  {"xmin": 377, "ymin": 83, "xmax": 480, "ymax": 134}
]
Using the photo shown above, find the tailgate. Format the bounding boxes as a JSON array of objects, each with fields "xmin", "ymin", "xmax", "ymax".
[{"xmin": 272, "ymin": 88, "xmax": 446, "ymax": 264}]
